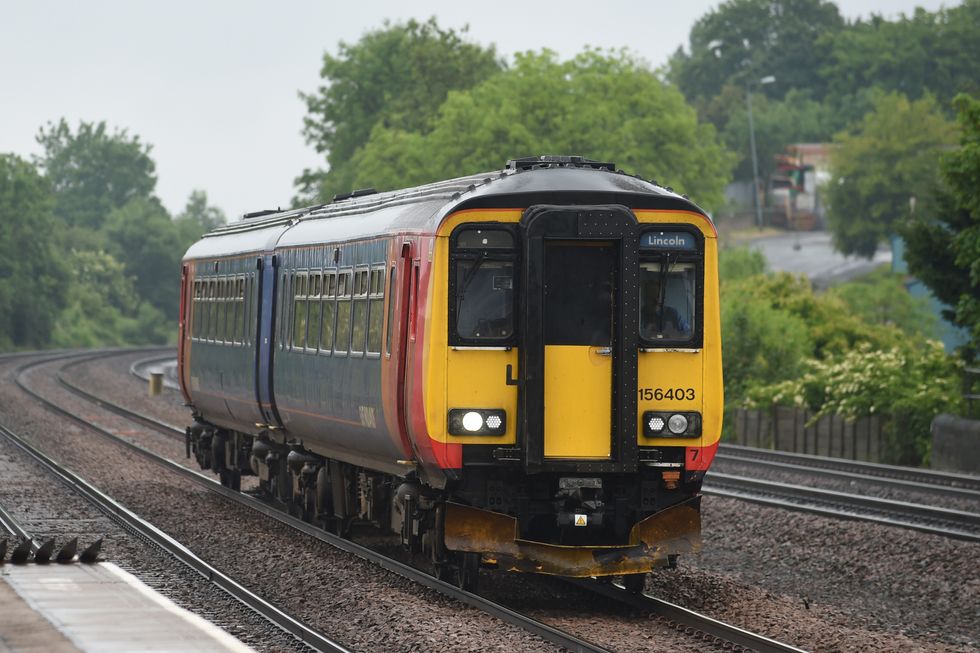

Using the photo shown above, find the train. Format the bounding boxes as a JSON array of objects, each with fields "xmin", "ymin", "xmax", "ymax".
[{"xmin": 178, "ymin": 156, "xmax": 723, "ymax": 591}]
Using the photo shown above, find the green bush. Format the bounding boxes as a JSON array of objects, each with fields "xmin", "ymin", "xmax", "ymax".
[
  {"xmin": 829, "ymin": 267, "xmax": 937, "ymax": 339},
  {"xmin": 748, "ymin": 341, "xmax": 961, "ymax": 464},
  {"xmin": 718, "ymin": 247, "xmax": 767, "ymax": 282}
]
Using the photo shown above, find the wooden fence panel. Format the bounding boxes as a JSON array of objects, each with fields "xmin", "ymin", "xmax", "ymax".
[{"xmin": 731, "ymin": 406, "xmax": 886, "ymax": 463}]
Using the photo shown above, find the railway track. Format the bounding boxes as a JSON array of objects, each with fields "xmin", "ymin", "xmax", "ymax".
[
  {"xmin": 0, "ymin": 416, "xmax": 352, "ymax": 652},
  {"xmin": 717, "ymin": 443, "xmax": 980, "ymax": 500},
  {"xmin": 703, "ymin": 472, "xmax": 980, "ymax": 542},
  {"xmin": 39, "ymin": 348, "xmax": 810, "ymax": 653},
  {"xmin": 123, "ymin": 353, "xmax": 980, "ymax": 543}
]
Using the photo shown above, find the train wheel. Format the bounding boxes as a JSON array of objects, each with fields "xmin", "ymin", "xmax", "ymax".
[
  {"xmin": 623, "ymin": 573, "xmax": 647, "ymax": 594},
  {"xmin": 458, "ymin": 552, "xmax": 480, "ymax": 593},
  {"xmin": 218, "ymin": 469, "xmax": 241, "ymax": 490}
]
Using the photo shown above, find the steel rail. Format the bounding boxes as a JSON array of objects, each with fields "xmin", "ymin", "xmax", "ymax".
[
  {"xmin": 714, "ymin": 452, "xmax": 980, "ymax": 502},
  {"xmin": 704, "ymin": 472, "xmax": 980, "ymax": 542},
  {"xmin": 24, "ymin": 351, "xmax": 613, "ymax": 653},
  {"xmin": 567, "ymin": 579, "xmax": 809, "ymax": 653},
  {"xmin": 0, "ymin": 418, "xmax": 352, "ymax": 653},
  {"xmin": 129, "ymin": 351, "xmax": 180, "ymax": 390},
  {"xmin": 718, "ymin": 443, "xmax": 980, "ymax": 495},
  {"xmin": 0, "ymin": 499, "xmax": 33, "ymax": 544}
]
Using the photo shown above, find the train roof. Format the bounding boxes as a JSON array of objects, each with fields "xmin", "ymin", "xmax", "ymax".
[{"xmin": 183, "ymin": 158, "xmax": 711, "ymax": 261}]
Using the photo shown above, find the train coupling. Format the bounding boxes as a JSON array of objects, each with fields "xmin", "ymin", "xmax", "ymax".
[{"xmin": 555, "ymin": 477, "xmax": 604, "ymax": 529}]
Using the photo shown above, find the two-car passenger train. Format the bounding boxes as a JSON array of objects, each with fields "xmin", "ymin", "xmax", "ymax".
[{"xmin": 178, "ymin": 156, "xmax": 723, "ymax": 591}]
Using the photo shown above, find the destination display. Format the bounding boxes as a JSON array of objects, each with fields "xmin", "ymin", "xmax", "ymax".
[{"xmin": 639, "ymin": 231, "xmax": 697, "ymax": 251}]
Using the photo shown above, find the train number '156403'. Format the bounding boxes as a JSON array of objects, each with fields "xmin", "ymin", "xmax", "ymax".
[{"xmin": 638, "ymin": 387, "xmax": 695, "ymax": 401}]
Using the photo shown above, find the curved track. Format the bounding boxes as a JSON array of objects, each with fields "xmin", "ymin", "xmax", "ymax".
[
  {"xmin": 0, "ymin": 417, "xmax": 351, "ymax": 652},
  {"xmin": 21, "ymin": 351, "xmax": 615, "ymax": 653}
]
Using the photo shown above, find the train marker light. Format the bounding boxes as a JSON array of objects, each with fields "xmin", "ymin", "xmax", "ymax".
[
  {"xmin": 667, "ymin": 414, "xmax": 689, "ymax": 435},
  {"xmin": 485, "ymin": 414, "xmax": 502, "ymax": 429},
  {"xmin": 642, "ymin": 411, "xmax": 701, "ymax": 437},
  {"xmin": 462, "ymin": 411, "xmax": 484, "ymax": 432}
]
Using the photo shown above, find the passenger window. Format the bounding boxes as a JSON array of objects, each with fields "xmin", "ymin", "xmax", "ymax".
[
  {"xmin": 367, "ymin": 268, "xmax": 385, "ymax": 354},
  {"xmin": 320, "ymin": 272, "xmax": 337, "ymax": 353},
  {"xmin": 385, "ymin": 267, "xmax": 396, "ymax": 355},
  {"xmin": 236, "ymin": 277, "xmax": 246, "ymax": 344},
  {"xmin": 307, "ymin": 273, "xmax": 322, "ymax": 351},
  {"xmin": 293, "ymin": 273, "xmax": 308, "ymax": 349},
  {"xmin": 242, "ymin": 275, "xmax": 251, "ymax": 345},
  {"xmin": 226, "ymin": 278, "xmax": 239, "ymax": 344},
  {"xmin": 352, "ymin": 269, "xmax": 369, "ymax": 354},
  {"xmin": 210, "ymin": 279, "xmax": 219, "ymax": 342},
  {"xmin": 192, "ymin": 281, "xmax": 202, "ymax": 339},
  {"xmin": 335, "ymin": 271, "xmax": 353, "ymax": 353},
  {"xmin": 277, "ymin": 272, "xmax": 288, "ymax": 350}
]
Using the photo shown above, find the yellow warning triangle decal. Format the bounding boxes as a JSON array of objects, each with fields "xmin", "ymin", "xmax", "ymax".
[{"xmin": 574, "ymin": 514, "xmax": 588, "ymax": 527}]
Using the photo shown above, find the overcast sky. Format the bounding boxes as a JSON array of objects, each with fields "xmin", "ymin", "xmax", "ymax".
[{"xmin": 1, "ymin": 1, "xmax": 955, "ymax": 220}]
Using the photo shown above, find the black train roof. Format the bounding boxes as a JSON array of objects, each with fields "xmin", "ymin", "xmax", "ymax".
[{"xmin": 206, "ymin": 157, "xmax": 709, "ymax": 240}]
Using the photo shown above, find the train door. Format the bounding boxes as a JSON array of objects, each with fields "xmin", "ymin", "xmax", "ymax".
[
  {"xmin": 393, "ymin": 242, "xmax": 416, "ymax": 456},
  {"xmin": 520, "ymin": 205, "xmax": 640, "ymax": 472},
  {"xmin": 542, "ymin": 242, "xmax": 615, "ymax": 458},
  {"xmin": 256, "ymin": 253, "xmax": 282, "ymax": 427},
  {"xmin": 178, "ymin": 263, "xmax": 193, "ymax": 403}
]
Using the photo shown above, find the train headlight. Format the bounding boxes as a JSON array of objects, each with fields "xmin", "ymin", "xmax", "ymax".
[
  {"xmin": 448, "ymin": 409, "xmax": 507, "ymax": 435},
  {"xmin": 462, "ymin": 411, "xmax": 484, "ymax": 432},
  {"xmin": 643, "ymin": 411, "xmax": 701, "ymax": 438},
  {"xmin": 667, "ymin": 414, "xmax": 688, "ymax": 434}
]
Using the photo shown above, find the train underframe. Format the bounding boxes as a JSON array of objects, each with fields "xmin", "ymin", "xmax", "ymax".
[{"xmin": 186, "ymin": 419, "xmax": 703, "ymax": 592}]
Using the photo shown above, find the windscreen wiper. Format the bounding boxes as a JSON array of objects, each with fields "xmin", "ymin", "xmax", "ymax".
[
  {"xmin": 457, "ymin": 252, "xmax": 487, "ymax": 307},
  {"xmin": 657, "ymin": 252, "xmax": 674, "ymax": 333}
]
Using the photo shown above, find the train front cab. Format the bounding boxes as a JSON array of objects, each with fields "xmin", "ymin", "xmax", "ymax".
[{"xmin": 426, "ymin": 204, "xmax": 722, "ymax": 577}]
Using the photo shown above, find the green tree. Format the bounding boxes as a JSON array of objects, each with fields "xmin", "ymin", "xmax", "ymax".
[
  {"xmin": 349, "ymin": 50, "xmax": 734, "ymax": 209},
  {"xmin": 819, "ymin": 2, "xmax": 980, "ymax": 124},
  {"xmin": 668, "ymin": 0, "xmax": 844, "ymax": 125},
  {"xmin": 298, "ymin": 18, "xmax": 502, "ymax": 202},
  {"xmin": 826, "ymin": 92, "xmax": 956, "ymax": 259},
  {"xmin": 828, "ymin": 267, "xmax": 936, "ymax": 340},
  {"xmin": 902, "ymin": 93, "xmax": 980, "ymax": 361},
  {"xmin": 721, "ymin": 288, "xmax": 813, "ymax": 401},
  {"xmin": 102, "ymin": 197, "xmax": 183, "ymax": 321},
  {"xmin": 175, "ymin": 189, "xmax": 225, "ymax": 245},
  {"xmin": 34, "ymin": 119, "xmax": 157, "ymax": 231},
  {"xmin": 51, "ymin": 250, "xmax": 171, "ymax": 347},
  {"xmin": 0, "ymin": 154, "xmax": 69, "ymax": 349}
]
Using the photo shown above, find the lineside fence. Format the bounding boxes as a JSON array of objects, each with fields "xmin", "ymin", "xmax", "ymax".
[
  {"xmin": 964, "ymin": 367, "xmax": 980, "ymax": 419},
  {"xmin": 732, "ymin": 407, "xmax": 884, "ymax": 463}
]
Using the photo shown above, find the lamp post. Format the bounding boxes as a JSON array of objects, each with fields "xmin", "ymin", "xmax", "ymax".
[{"xmin": 747, "ymin": 75, "xmax": 775, "ymax": 230}]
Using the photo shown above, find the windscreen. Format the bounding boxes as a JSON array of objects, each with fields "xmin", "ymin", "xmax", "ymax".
[
  {"xmin": 639, "ymin": 261, "xmax": 696, "ymax": 341},
  {"xmin": 453, "ymin": 227, "xmax": 516, "ymax": 342}
]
